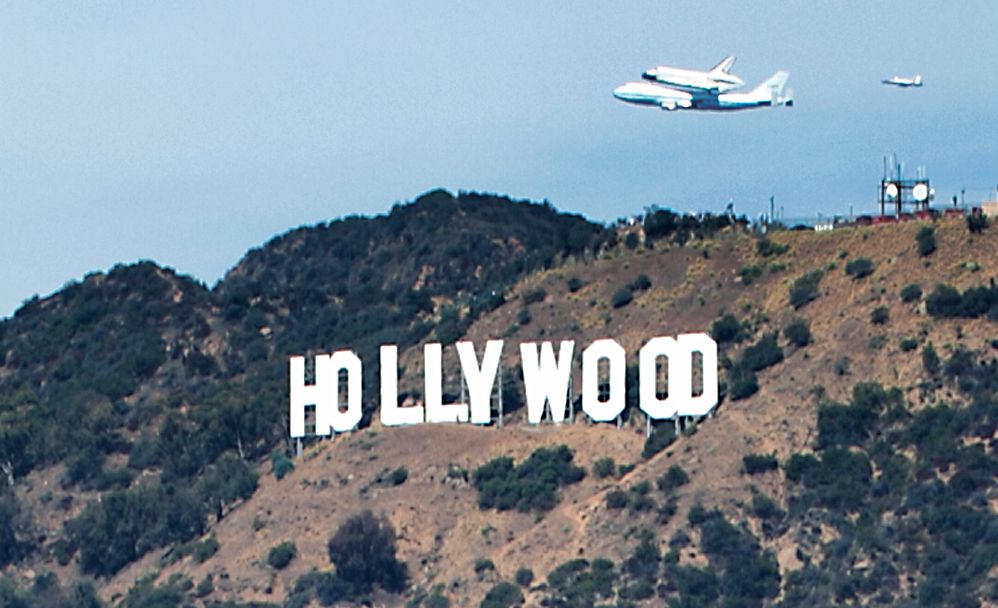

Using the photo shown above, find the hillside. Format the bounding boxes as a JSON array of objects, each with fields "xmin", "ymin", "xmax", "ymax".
[{"xmin": 1, "ymin": 195, "xmax": 997, "ymax": 607}]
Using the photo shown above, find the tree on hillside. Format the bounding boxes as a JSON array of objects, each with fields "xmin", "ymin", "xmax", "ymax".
[{"xmin": 327, "ymin": 510, "xmax": 408, "ymax": 595}]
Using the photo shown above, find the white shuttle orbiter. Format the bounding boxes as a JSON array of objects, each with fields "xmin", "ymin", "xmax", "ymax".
[{"xmin": 641, "ymin": 55, "xmax": 745, "ymax": 94}]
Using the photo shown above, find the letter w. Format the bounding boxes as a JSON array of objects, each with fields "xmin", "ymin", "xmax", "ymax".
[{"xmin": 520, "ymin": 341, "xmax": 575, "ymax": 424}]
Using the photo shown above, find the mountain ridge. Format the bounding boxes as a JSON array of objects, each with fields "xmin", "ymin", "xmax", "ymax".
[{"xmin": 2, "ymin": 193, "xmax": 997, "ymax": 607}]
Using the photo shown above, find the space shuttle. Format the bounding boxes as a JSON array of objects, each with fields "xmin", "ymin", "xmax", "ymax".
[{"xmin": 641, "ymin": 55, "xmax": 745, "ymax": 94}]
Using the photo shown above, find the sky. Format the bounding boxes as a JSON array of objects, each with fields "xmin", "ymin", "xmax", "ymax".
[{"xmin": 2, "ymin": 1, "xmax": 996, "ymax": 318}]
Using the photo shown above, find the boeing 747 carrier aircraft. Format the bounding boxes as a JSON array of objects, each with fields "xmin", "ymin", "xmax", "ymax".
[{"xmin": 614, "ymin": 71, "xmax": 793, "ymax": 112}]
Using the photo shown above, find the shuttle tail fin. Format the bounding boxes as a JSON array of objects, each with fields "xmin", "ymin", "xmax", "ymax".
[{"xmin": 709, "ymin": 55, "xmax": 736, "ymax": 75}]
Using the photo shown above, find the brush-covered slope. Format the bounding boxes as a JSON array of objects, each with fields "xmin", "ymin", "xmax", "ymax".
[
  {"xmin": 0, "ymin": 190, "xmax": 614, "ymax": 602},
  {"xmin": 2, "ymin": 200, "xmax": 997, "ymax": 608}
]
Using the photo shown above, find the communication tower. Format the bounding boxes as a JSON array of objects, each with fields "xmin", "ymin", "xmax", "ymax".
[{"xmin": 880, "ymin": 153, "xmax": 932, "ymax": 216}]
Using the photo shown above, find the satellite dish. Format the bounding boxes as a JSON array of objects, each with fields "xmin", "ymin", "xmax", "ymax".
[
  {"xmin": 913, "ymin": 183, "xmax": 929, "ymax": 202},
  {"xmin": 885, "ymin": 183, "xmax": 899, "ymax": 199}
]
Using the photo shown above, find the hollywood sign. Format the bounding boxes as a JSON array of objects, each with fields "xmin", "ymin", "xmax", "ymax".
[{"xmin": 289, "ymin": 334, "xmax": 718, "ymax": 438}]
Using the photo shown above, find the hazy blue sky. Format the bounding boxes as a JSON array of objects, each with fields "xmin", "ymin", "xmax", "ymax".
[{"xmin": 2, "ymin": 1, "xmax": 996, "ymax": 317}]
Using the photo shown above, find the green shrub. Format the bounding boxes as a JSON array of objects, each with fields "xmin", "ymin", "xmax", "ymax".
[
  {"xmin": 757, "ymin": 237, "xmax": 789, "ymax": 257},
  {"xmin": 738, "ymin": 264, "xmax": 763, "ymax": 285},
  {"xmin": 474, "ymin": 558, "xmax": 496, "ymax": 575},
  {"xmin": 657, "ymin": 465, "xmax": 690, "ymax": 494},
  {"xmin": 480, "ymin": 581, "xmax": 523, "ymax": 608},
  {"xmin": 191, "ymin": 535, "xmax": 219, "ymax": 564},
  {"xmin": 327, "ymin": 510, "xmax": 407, "ymax": 595},
  {"xmin": 514, "ymin": 567, "xmax": 534, "ymax": 587},
  {"xmin": 870, "ymin": 305, "xmax": 889, "ymax": 325},
  {"xmin": 750, "ymin": 494, "xmax": 784, "ymax": 520},
  {"xmin": 267, "ymin": 541, "xmax": 297, "ymax": 570},
  {"xmin": 922, "ymin": 343, "xmax": 941, "ymax": 376},
  {"xmin": 785, "ymin": 448, "xmax": 872, "ymax": 511},
  {"xmin": 925, "ymin": 282, "xmax": 998, "ymax": 318},
  {"xmin": 593, "ymin": 457, "xmax": 616, "ymax": 479},
  {"xmin": 967, "ymin": 213, "xmax": 988, "ymax": 233},
  {"xmin": 68, "ymin": 483, "xmax": 207, "ymax": 576},
  {"xmin": 516, "ymin": 307, "xmax": 531, "ymax": 326},
  {"xmin": 784, "ymin": 317, "xmax": 812, "ymax": 347},
  {"xmin": 844, "ymin": 258, "xmax": 875, "ymax": 279},
  {"xmin": 711, "ymin": 314, "xmax": 745, "ymax": 343},
  {"xmin": 546, "ymin": 557, "xmax": 617, "ymax": 605},
  {"xmin": 0, "ymin": 492, "xmax": 33, "ymax": 568},
  {"xmin": 566, "ymin": 277, "xmax": 583, "ymax": 293},
  {"xmin": 522, "ymin": 288, "xmax": 546, "ymax": 305},
  {"xmin": 288, "ymin": 570, "xmax": 352, "ymax": 606},
  {"xmin": 687, "ymin": 503, "xmax": 710, "ymax": 525},
  {"xmin": 425, "ymin": 589, "xmax": 450, "ymax": 608},
  {"xmin": 789, "ymin": 270, "xmax": 823, "ymax": 309},
  {"xmin": 612, "ymin": 287, "xmax": 634, "ymax": 309},
  {"xmin": 194, "ymin": 574, "xmax": 214, "ymax": 598},
  {"xmin": 271, "ymin": 450, "xmax": 294, "ymax": 480},
  {"xmin": 642, "ymin": 424, "xmax": 676, "ymax": 459},
  {"xmin": 817, "ymin": 402, "xmax": 877, "ymax": 448},
  {"xmin": 629, "ymin": 275, "xmax": 652, "ymax": 291},
  {"xmin": 473, "ymin": 445, "xmax": 585, "ymax": 513},
  {"xmin": 916, "ymin": 225, "xmax": 936, "ymax": 256},
  {"xmin": 606, "ymin": 489, "xmax": 629, "ymax": 509},
  {"xmin": 743, "ymin": 453, "xmax": 779, "ymax": 475},
  {"xmin": 900, "ymin": 283, "xmax": 922, "ymax": 302},
  {"xmin": 389, "ymin": 467, "xmax": 408, "ymax": 486},
  {"xmin": 728, "ymin": 371, "xmax": 759, "ymax": 400},
  {"xmin": 619, "ymin": 580, "xmax": 655, "ymax": 600},
  {"xmin": 900, "ymin": 337, "xmax": 918, "ymax": 352},
  {"xmin": 739, "ymin": 333, "xmax": 784, "ymax": 372}
]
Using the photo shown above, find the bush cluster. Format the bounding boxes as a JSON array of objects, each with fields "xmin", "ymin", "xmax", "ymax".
[
  {"xmin": 900, "ymin": 283, "xmax": 922, "ymax": 302},
  {"xmin": 926, "ymin": 282, "xmax": 998, "ymax": 319},
  {"xmin": 267, "ymin": 541, "xmax": 297, "ymax": 570},
  {"xmin": 611, "ymin": 287, "xmax": 634, "ymax": 309},
  {"xmin": 327, "ymin": 510, "xmax": 407, "ymax": 595},
  {"xmin": 756, "ymin": 237, "xmax": 789, "ymax": 257},
  {"xmin": 710, "ymin": 313, "xmax": 745, "ymax": 344},
  {"xmin": 916, "ymin": 225, "xmax": 936, "ymax": 256},
  {"xmin": 789, "ymin": 270, "xmax": 823, "ymax": 309},
  {"xmin": 743, "ymin": 453, "xmax": 779, "ymax": 475},
  {"xmin": 643, "ymin": 207, "xmax": 739, "ymax": 246},
  {"xmin": 784, "ymin": 317, "xmax": 812, "ymax": 347},
  {"xmin": 641, "ymin": 424, "xmax": 677, "ymax": 459},
  {"xmin": 844, "ymin": 258, "xmax": 875, "ymax": 279},
  {"xmin": 473, "ymin": 445, "xmax": 585, "ymax": 512}
]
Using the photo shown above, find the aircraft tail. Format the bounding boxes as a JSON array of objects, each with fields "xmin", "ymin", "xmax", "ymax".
[
  {"xmin": 914, "ymin": 74, "xmax": 922, "ymax": 86},
  {"xmin": 748, "ymin": 71, "xmax": 791, "ymax": 104},
  {"xmin": 709, "ymin": 55, "xmax": 736, "ymax": 75}
]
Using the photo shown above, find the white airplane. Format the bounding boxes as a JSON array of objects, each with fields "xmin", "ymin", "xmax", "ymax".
[
  {"xmin": 613, "ymin": 71, "xmax": 793, "ymax": 112},
  {"xmin": 641, "ymin": 55, "xmax": 745, "ymax": 94},
  {"xmin": 882, "ymin": 74, "xmax": 923, "ymax": 87}
]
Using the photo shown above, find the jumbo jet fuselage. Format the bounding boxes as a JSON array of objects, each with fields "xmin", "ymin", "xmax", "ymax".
[{"xmin": 883, "ymin": 74, "xmax": 923, "ymax": 87}]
